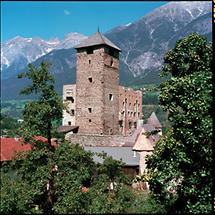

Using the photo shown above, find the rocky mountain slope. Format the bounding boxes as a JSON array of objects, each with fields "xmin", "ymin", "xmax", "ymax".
[
  {"xmin": 1, "ymin": 1, "xmax": 212, "ymax": 100},
  {"xmin": 105, "ymin": 1, "xmax": 211, "ymax": 84}
]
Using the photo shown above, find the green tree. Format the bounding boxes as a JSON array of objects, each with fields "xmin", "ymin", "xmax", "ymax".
[
  {"xmin": 0, "ymin": 142, "xmax": 96, "ymax": 214},
  {"xmin": 1, "ymin": 142, "xmax": 137, "ymax": 214},
  {"xmin": 18, "ymin": 62, "xmax": 63, "ymax": 146},
  {"xmin": 146, "ymin": 33, "xmax": 212, "ymax": 213}
]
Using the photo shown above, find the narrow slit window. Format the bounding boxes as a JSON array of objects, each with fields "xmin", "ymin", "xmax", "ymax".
[
  {"xmin": 70, "ymin": 109, "xmax": 75, "ymax": 116},
  {"xmin": 88, "ymin": 77, "xmax": 92, "ymax": 82},
  {"xmin": 89, "ymin": 60, "xmax": 91, "ymax": 64},
  {"xmin": 109, "ymin": 94, "xmax": 113, "ymax": 101},
  {"xmin": 129, "ymin": 122, "xmax": 132, "ymax": 129},
  {"xmin": 89, "ymin": 119, "xmax": 92, "ymax": 122},
  {"xmin": 88, "ymin": 108, "xmax": 92, "ymax": 113},
  {"xmin": 110, "ymin": 58, "xmax": 113, "ymax": 66}
]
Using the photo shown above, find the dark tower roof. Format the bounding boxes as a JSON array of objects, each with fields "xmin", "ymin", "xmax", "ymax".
[
  {"xmin": 146, "ymin": 112, "xmax": 162, "ymax": 129},
  {"xmin": 74, "ymin": 31, "xmax": 121, "ymax": 51}
]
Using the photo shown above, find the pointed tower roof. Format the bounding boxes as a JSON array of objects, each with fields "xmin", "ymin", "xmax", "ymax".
[
  {"xmin": 74, "ymin": 31, "xmax": 121, "ymax": 51},
  {"xmin": 146, "ymin": 112, "xmax": 162, "ymax": 129}
]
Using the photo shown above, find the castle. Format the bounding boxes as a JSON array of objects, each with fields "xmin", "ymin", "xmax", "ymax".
[
  {"xmin": 62, "ymin": 30, "xmax": 143, "ymax": 136},
  {"xmin": 57, "ymin": 30, "xmax": 162, "ymax": 176}
]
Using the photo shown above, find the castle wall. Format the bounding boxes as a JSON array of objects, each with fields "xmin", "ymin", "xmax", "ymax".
[
  {"xmin": 66, "ymin": 133, "xmax": 126, "ymax": 147},
  {"xmin": 75, "ymin": 47, "xmax": 106, "ymax": 134},
  {"xmin": 103, "ymin": 47, "xmax": 119, "ymax": 134},
  {"xmin": 119, "ymin": 86, "xmax": 143, "ymax": 135}
]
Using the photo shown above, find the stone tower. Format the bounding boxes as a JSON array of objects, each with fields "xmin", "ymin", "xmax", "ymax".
[{"xmin": 74, "ymin": 31, "xmax": 121, "ymax": 135}]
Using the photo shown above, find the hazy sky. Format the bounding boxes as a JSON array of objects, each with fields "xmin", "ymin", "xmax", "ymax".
[{"xmin": 1, "ymin": 1, "xmax": 168, "ymax": 42}]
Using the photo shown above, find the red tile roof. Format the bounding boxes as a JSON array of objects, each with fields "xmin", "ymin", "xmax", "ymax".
[
  {"xmin": 0, "ymin": 136, "xmax": 57, "ymax": 162},
  {"xmin": 1, "ymin": 138, "xmax": 32, "ymax": 161}
]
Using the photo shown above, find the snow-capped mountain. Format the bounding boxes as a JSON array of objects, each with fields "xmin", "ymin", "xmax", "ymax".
[
  {"xmin": 1, "ymin": 1, "xmax": 212, "ymax": 100},
  {"xmin": 56, "ymin": 32, "xmax": 87, "ymax": 50},
  {"xmin": 1, "ymin": 33, "xmax": 87, "ymax": 79}
]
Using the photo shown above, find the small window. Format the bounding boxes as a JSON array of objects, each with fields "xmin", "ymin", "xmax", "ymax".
[
  {"xmin": 134, "ymin": 122, "xmax": 137, "ymax": 128},
  {"xmin": 109, "ymin": 94, "xmax": 113, "ymax": 101},
  {"xmin": 89, "ymin": 60, "xmax": 91, "ymax": 64},
  {"xmin": 123, "ymin": 102, "xmax": 125, "ymax": 105},
  {"xmin": 87, "ymin": 48, "xmax": 93, "ymax": 54},
  {"xmin": 66, "ymin": 96, "xmax": 74, "ymax": 103},
  {"xmin": 129, "ymin": 121, "xmax": 132, "ymax": 129},
  {"xmin": 109, "ymin": 48, "xmax": 114, "ymax": 57},
  {"xmin": 129, "ymin": 102, "xmax": 131, "ymax": 106},
  {"xmin": 70, "ymin": 109, "xmax": 75, "ymax": 116},
  {"xmin": 133, "ymin": 151, "xmax": 136, "ymax": 158},
  {"xmin": 88, "ymin": 108, "xmax": 92, "ymax": 113},
  {"xmin": 68, "ymin": 121, "xmax": 71, "ymax": 125},
  {"xmin": 133, "ymin": 112, "xmax": 136, "ymax": 117},
  {"xmin": 88, "ymin": 77, "xmax": 92, "ymax": 82},
  {"xmin": 110, "ymin": 58, "xmax": 113, "ymax": 66},
  {"xmin": 89, "ymin": 119, "xmax": 91, "ymax": 122}
]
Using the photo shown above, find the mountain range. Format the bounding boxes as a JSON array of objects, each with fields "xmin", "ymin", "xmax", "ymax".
[
  {"xmin": 1, "ymin": 1, "xmax": 212, "ymax": 100},
  {"xmin": 1, "ymin": 33, "xmax": 87, "ymax": 79}
]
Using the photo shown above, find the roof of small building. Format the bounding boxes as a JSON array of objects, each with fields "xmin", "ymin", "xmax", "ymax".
[
  {"xmin": 133, "ymin": 126, "xmax": 161, "ymax": 152},
  {"xmin": 1, "ymin": 138, "xmax": 32, "ymax": 161},
  {"xmin": 84, "ymin": 146, "xmax": 139, "ymax": 166},
  {"xmin": 74, "ymin": 31, "xmax": 121, "ymax": 51},
  {"xmin": 57, "ymin": 125, "xmax": 79, "ymax": 133},
  {"xmin": 0, "ymin": 136, "xmax": 57, "ymax": 162},
  {"xmin": 143, "ymin": 124, "xmax": 157, "ymax": 132},
  {"xmin": 146, "ymin": 112, "xmax": 162, "ymax": 129}
]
